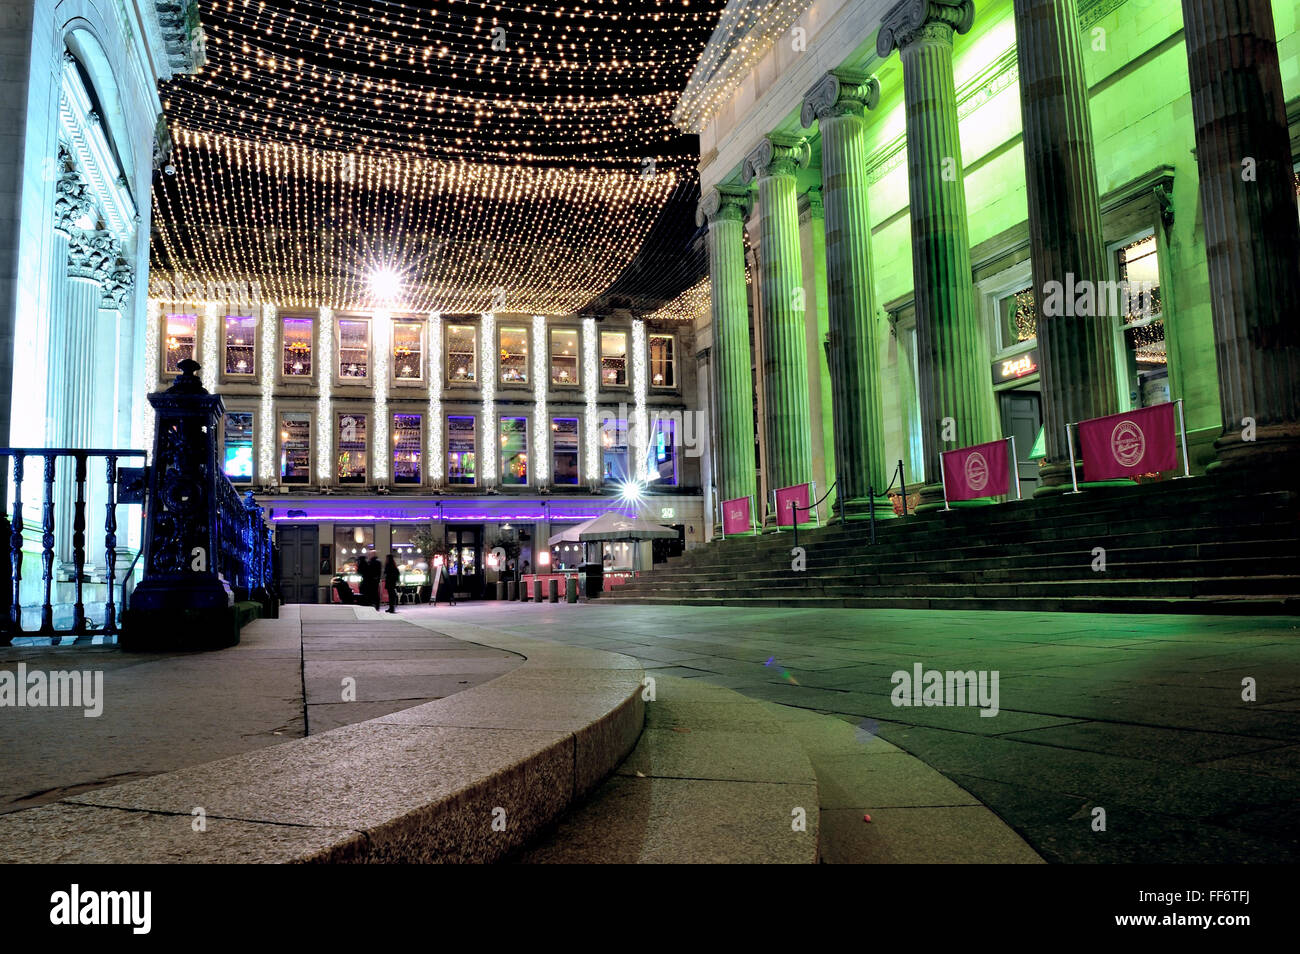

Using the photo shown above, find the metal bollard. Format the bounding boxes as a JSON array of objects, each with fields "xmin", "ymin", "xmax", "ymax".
[
  {"xmin": 520, "ymin": 579, "xmax": 530, "ymax": 601},
  {"xmin": 507, "ymin": 580, "xmax": 518, "ymax": 601},
  {"xmin": 548, "ymin": 578, "xmax": 559, "ymax": 603},
  {"xmin": 533, "ymin": 580, "xmax": 543, "ymax": 602},
  {"xmin": 496, "ymin": 581, "xmax": 506, "ymax": 601},
  {"xmin": 566, "ymin": 576, "xmax": 578, "ymax": 603}
]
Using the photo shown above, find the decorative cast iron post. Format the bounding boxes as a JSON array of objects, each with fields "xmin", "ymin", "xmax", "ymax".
[{"xmin": 122, "ymin": 359, "xmax": 236, "ymax": 649}]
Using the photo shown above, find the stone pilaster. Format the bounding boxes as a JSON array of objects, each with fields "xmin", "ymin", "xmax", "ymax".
[
  {"xmin": 742, "ymin": 133, "xmax": 815, "ymax": 506},
  {"xmin": 802, "ymin": 70, "xmax": 893, "ymax": 517},
  {"xmin": 1013, "ymin": 0, "xmax": 1119, "ymax": 492},
  {"xmin": 1179, "ymin": 0, "xmax": 1300, "ymax": 471},
  {"xmin": 697, "ymin": 185, "xmax": 757, "ymax": 509},
  {"xmin": 878, "ymin": 0, "xmax": 996, "ymax": 507}
]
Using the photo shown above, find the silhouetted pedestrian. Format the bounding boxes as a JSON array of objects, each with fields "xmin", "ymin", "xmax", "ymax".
[
  {"xmin": 362, "ymin": 554, "xmax": 382, "ymax": 611},
  {"xmin": 384, "ymin": 554, "xmax": 400, "ymax": 613}
]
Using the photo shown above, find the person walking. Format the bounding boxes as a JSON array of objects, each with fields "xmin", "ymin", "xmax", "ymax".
[{"xmin": 384, "ymin": 554, "xmax": 400, "ymax": 614}]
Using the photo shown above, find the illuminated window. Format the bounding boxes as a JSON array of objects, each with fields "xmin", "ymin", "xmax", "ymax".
[
  {"xmin": 223, "ymin": 412, "xmax": 254, "ymax": 483},
  {"xmin": 649, "ymin": 334, "xmax": 675, "ymax": 389},
  {"xmin": 164, "ymin": 314, "xmax": 197, "ymax": 374},
  {"xmin": 337, "ymin": 412, "xmax": 367, "ymax": 483},
  {"xmin": 550, "ymin": 328, "xmax": 579, "ymax": 386},
  {"xmin": 600, "ymin": 416, "xmax": 629, "ymax": 483},
  {"xmin": 447, "ymin": 414, "xmax": 476, "ymax": 485},
  {"xmin": 338, "ymin": 318, "xmax": 370, "ymax": 380},
  {"xmin": 447, "ymin": 324, "xmax": 476, "ymax": 384},
  {"xmin": 650, "ymin": 416, "xmax": 678, "ymax": 486},
  {"xmin": 334, "ymin": 526, "xmax": 374, "ymax": 576},
  {"xmin": 393, "ymin": 321, "xmax": 423, "ymax": 381},
  {"xmin": 600, "ymin": 331, "xmax": 627, "ymax": 386},
  {"xmin": 552, "ymin": 417, "xmax": 579, "ymax": 486},
  {"xmin": 1115, "ymin": 234, "xmax": 1167, "ymax": 406},
  {"xmin": 500, "ymin": 416, "xmax": 528, "ymax": 486},
  {"xmin": 996, "ymin": 287, "xmax": 1037, "ymax": 352},
  {"xmin": 499, "ymin": 326, "xmax": 529, "ymax": 385},
  {"xmin": 224, "ymin": 316, "xmax": 256, "ymax": 376},
  {"xmin": 392, "ymin": 413, "xmax": 422, "ymax": 484},
  {"xmin": 278, "ymin": 411, "xmax": 311, "ymax": 484},
  {"xmin": 282, "ymin": 316, "xmax": 314, "ymax": 377}
]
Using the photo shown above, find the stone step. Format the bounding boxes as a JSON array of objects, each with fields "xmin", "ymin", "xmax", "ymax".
[{"xmin": 599, "ymin": 592, "xmax": 1300, "ymax": 614}]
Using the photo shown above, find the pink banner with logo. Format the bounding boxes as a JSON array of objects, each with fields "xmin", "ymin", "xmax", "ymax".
[
  {"xmin": 1077, "ymin": 402, "xmax": 1177, "ymax": 480},
  {"xmin": 721, "ymin": 496, "xmax": 753, "ymax": 536},
  {"xmin": 774, "ymin": 483, "xmax": 811, "ymax": 527},
  {"xmin": 941, "ymin": 439, "xmax": 1011, "ymax": 502}
]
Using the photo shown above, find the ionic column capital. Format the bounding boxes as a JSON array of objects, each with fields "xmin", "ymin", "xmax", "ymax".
[
  {"xmin": 877, "ymin": 0, "xmax": 974, "ymax": 57},
  {"xmin": 697, "ymin": 184, "xmax": 752, "ymax": 227},
  {"xmin": 801, "ymin": 70, "xmax": 881, "ymax": 127},
  {"xmin": 741, "ymin": 134, "xmax": 810, "ymax": 185}
]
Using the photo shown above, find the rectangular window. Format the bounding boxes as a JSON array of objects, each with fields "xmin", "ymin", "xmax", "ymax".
[
  {"xmin": 447, "ymin": 324, "xmax": 476, "ymax": 384},
  {"xmin": 282, "ymin": 316, "xmax": 314, "ymax": 377},
  {"xmin": 552, "ymin": 417, "xmax": 579, "ymax": 486},
  {"xmin": 600, "ymin": 415, "xmax": 629, "ymax": 483},
  {"xmin": 997, "ymin": 287, "xmax": 1037, "ymax": 352},
  {"xmin": 650, "ymin": 416, "xmax": 678, "ymax": 486},
  {"xmin": 224, "ymin": 316, "xmax": 256, "ymax": 376},
  {"xmin": 164, "ymin": 314, "xmax": 197, "ymax": 374},
  {"xmin": 222, "ymin": 412, "xmax": 255, "ymax": 483},
  {"xmin": 279, "ymin": 411, "xmax": 311, "ymax": 484},
  {"xmin": 391, "ymin": 525, "xmax": 430, "ymax": 585},
  {"xmin": 393, "ymin": 321, "xmax": 423, "ymax": 381},
  {"xmin": 338, "ymin": 318, "xmax": 370, "ymax": 380},
  {"xmin": 649, "ymin": 334, "xmax": 675, "ymax": 389},
  {"xmin": 500, "ymin": 416, "xmax": 528, "ymax": 486},
  {"xmin": 550, "ymin": 329, "xmax": 579, "ymax": 386},
  {"xmin": 337, "ymin": 412, "xmax": 367, "ymax": 483},
  {"xmin": 447, "ymin": 414, "xmax": 476, "ymax": 485},
  {"xmin": 499, "ymin": 326, "xmax": 529, "ymax": 385},
  {"xmin": 392, "ymin": 412, "xmax": 422, "ymax": 484},
  {"xmin": 334, "ymin": 525, "xmax": 374, "ymax": 577},
  {"xmin": 601, "ymin": 331, "xmax": 628, "ymax": 387},
  {"xmin": 1115, "ymin": 234, "xmax": 1167, "ymax": 406}
]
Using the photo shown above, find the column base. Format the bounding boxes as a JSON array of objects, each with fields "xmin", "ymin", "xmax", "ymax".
[
  {"xmin": 834, "ymin": 496, "xmax": 898, "ymax": 521},
  {"xmin": 1208, "ymin": 425, "xmax": 1300, "ymax": 479}
]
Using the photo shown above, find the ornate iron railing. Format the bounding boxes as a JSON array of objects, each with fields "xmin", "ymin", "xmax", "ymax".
[
  {"xmin": 0, "ymin": 448, "xmax": 147, "ymax": 641},
  {"xmin": 215, "ymin": 474, "xmax": 275, "ymax": 602}
]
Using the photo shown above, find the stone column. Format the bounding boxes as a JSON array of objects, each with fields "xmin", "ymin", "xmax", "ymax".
[
  {"xmin": 1013, "ymin": 0, "xmax": 1119, "ymax": 492},
  {"xmin": 1180, "ymin": 0, "xmax": 1300, "ymax": 471},
  {"xmin": 91, "ymin": 261, "xmax": 133, "ymax": 574},
  {"xmin": 878, "ymin": 0, "xmax": 996, "ymax": 507},
  {"xmin": 742, "ymin": 134, "xmax": 815, "ymax": 505},
  {"xmin": 698, "ymin": 186, "xmax": 757, "ymax": 510},
  {"xmin": 802, "ymin": 71, "xmax": 893, "ymax": 517},
  {"xmin": 47, "ymin": 155, "xmax": 92, "ymax": 447}
]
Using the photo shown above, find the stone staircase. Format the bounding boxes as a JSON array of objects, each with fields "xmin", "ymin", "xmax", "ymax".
[{"xmin": 602, "ymin": 475, "xmax": 1300, "ymax": 613}]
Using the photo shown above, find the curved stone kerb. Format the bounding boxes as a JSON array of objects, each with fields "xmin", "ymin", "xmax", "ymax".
[
  {"xmin": 877, "ymin": 0, "xmax": 974, "ymax": 57},
  {"xmin": 801, "ymin": 71, "xmax": 881, "ymax": 128}
]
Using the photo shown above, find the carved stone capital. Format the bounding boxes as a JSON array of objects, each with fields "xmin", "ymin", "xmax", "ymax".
[
  {"xmin": 800, "ymin": 188, "xmax": 824, "ymax": 223},
  {"xmin": 54, "ymin": 150, "xmax": 94, "ymax": 235},
  {"xmin": 877, "ymin": 0, "xmax": 974, "ymax": 58},
  {"xmin": 801, "ymin": 71, "xmax": 881, "ymax": 128},
  {"xmin": 741, "ymin": 134, "xmax": 811, "ymax": 184},
  {"xmin": 697, "ymin": 184, "xmax": 752, "ymax": 227},
  {"xmin": 102, "ymin": 259, "xmax": 136, "ymax": 310},
  {"xmin": 67, "ymin": 229, "xmax": 117, "ymax": 283}
]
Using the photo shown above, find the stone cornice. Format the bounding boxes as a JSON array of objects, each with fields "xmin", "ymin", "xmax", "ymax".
[
  {"xmin": 801, "ymin": 70, "xmax": 881, "ymax": 128},
  {"xmin": 741, "ymin": 134, "xmax": 811, "ymax": 184},
  {"xmin": 876, "ymin": 0, "xmax": 975, "ymax": 57}
]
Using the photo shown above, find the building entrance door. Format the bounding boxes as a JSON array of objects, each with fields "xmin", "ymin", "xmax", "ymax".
[
  {"xmin": 999, "ymin": 390, "xmax": 1042, "ymax": 496},
  {"xmin": 446, "ymin": 524, "xmax": 483, "ymax": 599},
  {"xmin": 277, "ymin": 524, "xmax": 319, "ymax": 603}
]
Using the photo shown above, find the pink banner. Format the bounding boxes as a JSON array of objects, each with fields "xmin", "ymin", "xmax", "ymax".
[
  {"xmin": 1077, "ymin": 402, "xmax": 1177, "ymax": 481},
  {"xmin": 721, "ymin": 496, "xmax": 753, "ymax": 535},
  {"xmin": 774, "ymin": 483, "xmax": 811, "ymax": 527},
  {"xmin": 941, "ymin": 439, "xmax": 1011, "ymax": 502}
]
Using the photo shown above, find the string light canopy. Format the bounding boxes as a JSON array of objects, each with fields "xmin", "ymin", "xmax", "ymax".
[{"xmin": 150, "ymin": 0, "xmax": 729, "ymax": 314}]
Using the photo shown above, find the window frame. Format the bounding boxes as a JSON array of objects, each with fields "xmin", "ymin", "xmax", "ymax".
[
  {"xmin": 498, "ymin": 412, "xmax": 531, "ymax": 488},
  {"xmin": 162, "ymin": 312, "xmax": 199, "ymax": 379},
  {"xmin": 445, "ymin": 411, "xmax": 478, "ymax": 487},
  {"xmin": 335, "ymin": 409, "xmax": 370, "ymax": 485},
  {"xmin": 391, "ymin": 411, "xmax": 424, "ymax": 486},
  {"xmin": 391, "ymin": 319, "xmax": 425, "ymax": 386},
  {"xmin": 221, "ymin": 314, "xmax": 258, "ymax": 381},
  {"xmin": 221, "ymin": 409, "xmax": 257, "ymax": 485},
  {"xmin": 549, "ymin": 414, "xmax": 582, "ymax": 488},
  {"xmin": 498, "ymin": 325, "xmax": 530, "ymax": 388},
  {"xmin": 599, "ymin": 329, "xmax": 630, "ymax": 390},
  {"xmin": 279, "ymin": 314, "xmax": 316, "ymax": 383},
  {"xmin": 445, "ymin": 322, "xmax": 479, "ymax": 387},
  {"xmin": 648, "ymin": 332, "xmax": 678, "ymax": 391},
  {"xmin": 277, "ymin": 407, "xmax": 314, "ymax": 486},
  {"xmin": 335, "ymin": 315, "xmax": 372, "ymax": 386},
  {"xmin": 549, "ymin": 326, "xmax": 581, "ymax": 388}
]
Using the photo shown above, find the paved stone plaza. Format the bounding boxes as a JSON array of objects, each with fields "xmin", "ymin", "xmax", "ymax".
[{"xmin": 402, "ymin": 602, "xmax": 1300, "ymax": 863}]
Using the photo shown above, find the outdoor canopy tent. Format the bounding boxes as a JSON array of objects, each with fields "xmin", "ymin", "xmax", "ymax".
[{"xmin": 575, "ymin": 511, "xmax": 678, "ymax": 542}]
